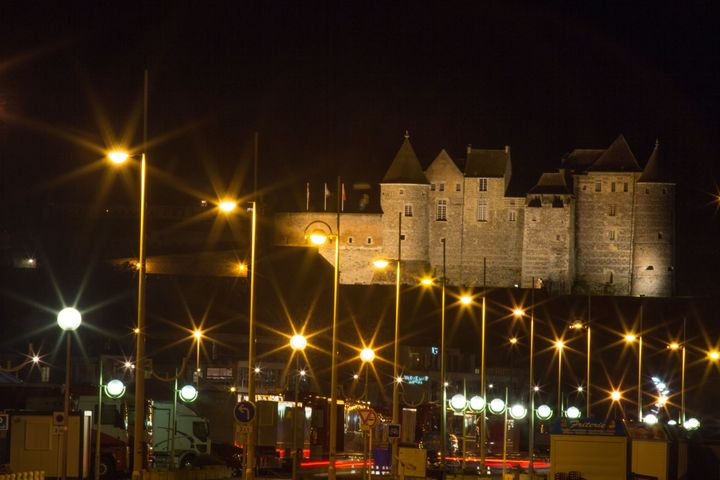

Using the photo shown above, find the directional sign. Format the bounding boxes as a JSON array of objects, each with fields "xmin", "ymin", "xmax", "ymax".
[
  {"xmin": 233, "ymin": 401, "xmax": 256, "ymax": 424},
  {"xmin": 0, "ymin": 414, "xmax": 8, "ymax": 431},
  {"xmin": 358, "ymin": 409, "xmax": 377, "ymax": 427},
  {"xmin": 388, "ymin": 423, "xmax": 401, "ymax": 439},
  {"xmin": 237, "ymin": 424, "xmax": 253, "ymax": 434}
]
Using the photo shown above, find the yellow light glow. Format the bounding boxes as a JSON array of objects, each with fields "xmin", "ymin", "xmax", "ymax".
[
  {"xmin": 32, "ymin": 355, "xmax": 40, "ymax": 363},
  {"xmin": 420, "ymin": 277, "xmax": 434, "ymax": 286},
  {"xmin": 611, "ymin": 390, "xmax": 621, "ymax": 401},
  {"xmin": 709, "ymin": 351, "xmax": 720, "ymax": 360},
  {"xmin": 373, "ymin": 259, "xmax": 390, "ymax": 269},
  {"xmin": 577, "ymin": 386, "xmax": 583, "ymax": 392},
  {"xmin": 108, "ymin": 151, "xmax": 129, "ymax": 164},
  {"xmin": 133, "ymin": 328, "xmax": 140, "ymax": 334},
  {"xmin": 193, "ymin": 330, "xmax": 202, "ymax": 340},
  {"xmin": 396, "ymin": 376, "xmax": 403, "ymax": 384},
  {"xmin": 254, "ymin": 367, "xmax": 261, "ymax": 373},
  {"xmin": 657, "ymin": 395, "xmax": 668, "ymax": 405},
  {"xmin": 460, "ymin": 295, "xmax": 472, "ymax": 305},
  {"xmin": 555, "ymin": 340, "xmax": 564, "ymax": 350},
  {"xmin": 570, "ymin": 321, "xmax": 584, "ymax": 330},
  {"xmin": 308, "ymin": 231, "xmax": 328, "ymax": 246},
  {"xmin": 353, "ymin": 374, "xmax": 359, "ymax": 380},
  {"xmin": 509, "ymin": 337, "xmax": 518, "ymax": 345},
  {"xmin": 669, "ymin": 342, "xmax": 680, "ymax": 350},
  {"xmin": 230, "ymin": 386, "xmax": 237, "ymax": 393},
  {"xmin": 124, "ymin": 361, "xmax": 133, "ymax": 369},
  {"xmin": 513, "ymin": 308, "xmax": 525, "ymax": 317},
  {"xmin": 290, "ymin": 334, "xmax": 308, "ymax": 351},
  {"xmin": 624, "ymin": 334, "xmax": 637, "ymax": 343},
  {"xmin": 360, "ymin": 347, "xmax": 375, "ymax": 363},
  {"xmin": 219, "ymin": 200, "xmax": 237, "ymax": 212}
]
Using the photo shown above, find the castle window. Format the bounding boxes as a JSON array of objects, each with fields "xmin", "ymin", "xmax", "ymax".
[
  {"xmin": 662, "ymin": 188, "xmax": 667, "ymax": 195},
  {"xmin": 477, "ymin": 199, "xmax": 488, "ymax": 222},
  {"xmin": 645, "ymin": 188, "xmax": 650, "ymax": 194},
  {"xmin": 624, "ymin": 182, "xmax": 629, "ymax": 192},
  {"xmin": 609, "ymin": 205, "xmax": 616, "ymax": 216},
  {"xmin": 366, "ymin": 237, "xmax": 373, "ymax": 245},
  {"xmin": 400, "ymin": 234, "xmax": 406, "ymax": 241},
  {"xmin": 404, "ymin": 204, "xmax": 413, "ymax": 217},
  {"xmin": 556, "ymin": 235, "xmax": 561, "ymax": 241},
  {"xmin": 431, "ymin": 184, "xmax": 436, "ymax": 191},
  {"xmin": 582, "ymin": 185, "xmax": 587, "ymax": 191},
  {"xmin": 455, "ymin": 183, "xmax": 461, "ymax": 192},
  {"xmin": 348, "ymin": 236, "xmax": 354, "ymax": 244},
  {"xmin": 399, "ymin": 189, "xmax": 404, "ymax": 195},
  {"xmin": 595, "ymin": 182, "xmax": 601, "ymax": 192},
  {"xmin": 608, "ymin": 271, "xmax": 614, "ymax": 284},
  {"xmin": 439, "ymin": 183, "xmax": 445, "ymax": 192},
  {"xmin": 646, "ymin": 266, "xmax": 654, "ymax": 270},
  {"xmin": 608, "ymin": 230, "xmax": 616, "ymax": 241},
  {"xmin": 658, "ymin": 232, "xmax": 663, "ymax": 239},
  {"xmin": 611, "ymin": 182, "xmax": 616, "ymax": 192},
  {"xmin": 479, "ymin": 178, "xmax": 488, "ymax": 191},
  {"xmin": 436, "ymin": 200, "xmax": 448, "ymax": 221},
  {"xmin": 508, "ymin": 210, "xmax": 517, "ymax": 222}
]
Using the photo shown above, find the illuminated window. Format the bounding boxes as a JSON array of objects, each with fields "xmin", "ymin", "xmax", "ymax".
[
  {"xmin": 609, "ymin": 205, "xmax": 616, "ymax": 216},
  {"xmin": 404, "ymin": 204, "xmax": 413, "ymax": 217},
  {"xmin": 436, "ymin": 200, "xmax": 447, "ymax": 221},
  {"xmin": 477, "ymin": 199, "xmax": 488, "ymax": 222},
  {"xmin": 479, "ymin": 178, "xmax": 488, "ymax": 191}
]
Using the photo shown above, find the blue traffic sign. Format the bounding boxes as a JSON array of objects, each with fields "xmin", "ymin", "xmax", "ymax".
[
  {"xmin": 0, "ymin": 414, "xmax": 8, "ymax": 430},
  {"xmin": 233, "ymin": 401, "xmax": 256, "ymax": 424}
]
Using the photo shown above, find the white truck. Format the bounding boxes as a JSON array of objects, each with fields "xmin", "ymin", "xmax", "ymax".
[{"xmin": 151, "ymin": 401, "xmax": 211, "ymax": 468}]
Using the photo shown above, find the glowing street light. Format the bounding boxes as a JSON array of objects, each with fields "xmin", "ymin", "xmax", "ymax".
[
  {"xmin": 31, "ymin": 355, "xmax": 40, "ymax": 364},
  {"xmin": 623, "ymin": 329, "xmax": 644, "ymax": 422},
  {"xmin": 290, "ymin": 334, "xmax": 307, "ymax": 352},
  {"xmin": 420, "ymin": 277, "xmax": 434, "ymax": 286},
  {"xmin": 179, "ymin": 384, "xmax": 199, "ymax": 403},
  {"xmin": 218, "ymin": 200, "xmax": 238, "ymax": 212},
  {"xmin": 359, "ymin": 347, "xmax": 375, "ymax": 363},
  {"xmin": 57, "ymin": 307, "xmax": 81, "ymax": 480},
  {"xmin": 373, "ymin": 258, "xmax": 390, "ymax": 269},
  {"xmin": 94, "ymin": 355, "xmax": 126, "ymax": 479},
  {"xmin": 625, "ymin": 333, "xmax": 637, "ymax": 343},
  {"xmin": 289, "ymin": 333, "xmax": 308, "ymax": 480},
  {"xmin": 512, "ymin": 308, "xmax": 525, "ymax": 317},
  {"xmin": 709, "ymin": 351, "xmax": 720, "ymax": 361},
  {"xmin": 460, "ymin": 294, "xmax": 472, "ymax": 306},
  {"xmin": 555, "ymin": 340, "xmax": 564, "ymax": 414},
  {"xmin": 509, "ymin": 337, "xmax": 518, "ymax": 345},
  {"xmin": 611, "ymin": 390, "xmax": 622, "ymax": 402},
  {"xmin": 107, "ymin": 150, "xmax": 130, "ymax": 164}
]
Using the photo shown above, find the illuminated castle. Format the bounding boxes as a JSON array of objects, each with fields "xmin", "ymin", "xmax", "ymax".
[{"xmin": 276, "ymin": 134, "xmax": 674, "ymax": 296}]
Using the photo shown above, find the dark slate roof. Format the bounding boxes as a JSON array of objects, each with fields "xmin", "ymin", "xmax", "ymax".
[
  {"xmin": 382, "ymin": 136, "xmax": 429, "ymax": 184},
  {"xmin": 528, "ymin": 172, "xmax": 573, "ymax": 195},
  {"xmin": 638, "ymin": 141, "xmax": 672, "ymax": 183},
  {"xmin": 464, "ymin": 149, "xmax": 509, "ymax": 178},
  {"xmin": 588, "ymin": 134, "xmax": 641, "ymax": 172},
  {"xmin": 561, "ymin": 149, "xmax": 605, "ymax": 171}
]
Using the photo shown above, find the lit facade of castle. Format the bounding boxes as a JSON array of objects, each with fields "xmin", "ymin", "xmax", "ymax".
[{"xmin": 276, "ymin": 134, "xmax": 674, "ymax": 296}]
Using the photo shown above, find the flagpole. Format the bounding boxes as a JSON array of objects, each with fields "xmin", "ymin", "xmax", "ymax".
[
  {"xmin": 306, "ymin": 182, "xmax": 310, "ymax": 211},
  {"xmin": 324, "ymin": 182, "xmax": 328, "ymax": 211}
]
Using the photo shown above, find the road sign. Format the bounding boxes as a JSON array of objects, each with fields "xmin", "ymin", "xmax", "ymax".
[
  {"xmin": 53, "ymin": 411, "xmax": 66, "ymax": 426},
  {"xmin": 233, "ymin": 401, "xmax": 256, "ymax": 424},
  {"xmin": 0, "ymin": 414, "xmax": 7, "ymax": 430},
  {"xmin": 388, "ymin": 423, "xmax": 401, "ymax": 439},
  {"xmin": 358, "ymin": 409, "xmax": 377, "ymax": 427},
  {"xmin": 237, "ymin": 424, "xmax": 253, "ymax": 434}
]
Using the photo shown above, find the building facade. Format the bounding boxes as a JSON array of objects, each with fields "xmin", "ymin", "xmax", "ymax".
[{"xmin": 275, "ymin": 134, "xmax": 674, "ymax": 296}]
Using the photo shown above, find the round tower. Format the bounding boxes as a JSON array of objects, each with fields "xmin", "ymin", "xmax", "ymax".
[
  {"xmin": 380, "ymin": 133, "xmax": 430, "ymax": 263},
  {"xmin": 632, "ymin": 141, "xmax": 675, "ymax": 296}
]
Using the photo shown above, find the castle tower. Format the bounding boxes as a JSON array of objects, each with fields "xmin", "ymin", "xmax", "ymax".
[
  {"xmin": 521, "ymin": 171, "xmax": 575, "ymax": 293},
  {"xmin": 631, "ymin": 141, "xmax": 675, "ymax": 296},
  {"xmin": 380, "ymin": 133, "xmax": 430, "ymax": 272},
  {"xmin": 573, "ymin": 135, "xmax": 642, "ymax": 295}
]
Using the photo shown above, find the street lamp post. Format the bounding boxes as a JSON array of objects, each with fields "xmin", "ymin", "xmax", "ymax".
[
  {"xmin": 569, "ymin": 318, "xmax": 591, "ymax": 417},
  {"xmin": 555, "ymin": 340, "xmax": 564, "ymax": 414},
  {"xmin": 94, "ymin": 357, "xmax": 126, "ymax": 479},
  {"xmin": 246, "ymin": 200, "xmax": 258, "ymax": 480},
  {"xmin": 624, "ymin": 329, "xmax": 643, "ymax": 422},
  {"xmin": 290, "ymin": 334, "xmax": 307, "ymax": 480},
  {"xmin": 57, "ymin": 307, "xmax": 82, "ymax": 480},
  {"xmin": 303, "ymin": 181, "xmax": 341, "ymax": 480}
]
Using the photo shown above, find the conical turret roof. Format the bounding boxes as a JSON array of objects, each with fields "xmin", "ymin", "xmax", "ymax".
[
  {"xmin": 589, "ymin": 134, "xmax": 641, "ymax": 172},
  {"xmin": 382, "ymin": 133, "xmax": 429, "ymax": 184},
  {"xmin": 638, "ymin": 140, "xmax": 672, "ymax": 183}
]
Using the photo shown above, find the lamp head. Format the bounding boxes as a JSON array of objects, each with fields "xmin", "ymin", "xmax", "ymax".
[
  {"xmin": 624, "ymin": 333, "xmax": 637, "ymax": 343},
  {"xmin": 307, "ymin": 230, "xmax": 329, "ymax": 246},
  {"xmin": 218, "ymin": 200, "xmax": 238, "ymax": 212},
  {"xmin": 359, "ymin": 347, "xmax": 375, "ymax": 363},
  {"xmin": 611, "ymin": 390, "xmax": 622, "ymax": 401},
  {"xmin": 290, "ymin": 334, "xmax": 308, "ymax": 351},
  {"xmin": 460, "ymin": 295, "xmax": 472, "ymax": 306},
  {"xmin": 373, "ymin": 259, "xmax": 389, "ymax": 269},
  {"xmin": 57, "ymin": 307, "xmax": 82, "ymax": 331},
  {"xmin": 512, "ymin": 308, "xmax": 525, "ymax": 317},
  {"xmin": 420, "ymin": 277, "xmax": 434, "ymax": 286},
  {"xmin": 108, "ymin": 151, "xmax": 129, "ymax": 164}
]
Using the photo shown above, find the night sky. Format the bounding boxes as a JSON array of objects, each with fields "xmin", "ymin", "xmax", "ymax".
[{"xmin": 2, "ymin": 2, "xmax": 720, "ymax": 415}]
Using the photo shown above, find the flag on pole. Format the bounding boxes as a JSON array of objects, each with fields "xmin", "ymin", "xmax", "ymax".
[
  {"xmin": 324, "ymin": 183, "xmax": 330, "ymax": 211},
  {"xmin": 341, "ymin": 183, "xmax": 346, "ymax": 211},
  {"xmin": 306, "ymin": 182, "xmax": 310, "ymax": 211}
]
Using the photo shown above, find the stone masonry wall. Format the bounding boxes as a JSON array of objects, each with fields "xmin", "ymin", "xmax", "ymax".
[
  {"xmin": 521, "ymin": 195, "xmax": 575, "ymax": 293},
  {"xmin": 380, "ymin": 184, "xmax": 430, "ymax": 262},
  {"xmin": 574, "ymin": 172, "xmax": 637, "ymax": 295},
  {"xmin": 631, "ymin": 183, "xmax": 675, "ymax": 296}
]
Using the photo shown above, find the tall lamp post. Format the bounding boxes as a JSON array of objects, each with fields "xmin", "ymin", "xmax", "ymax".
[
  {"xmin": 289, "ymin": 334, "xmax": 307, "ymax": 480},
  {"xmin": 94, "ymin": 357, "xmax": 126, "ymax": 479},
  {"xmin": 569, "ymin": 319, "xmax": 591, "ymax": 417},
  {"xmin": 57, "ymin": 307, "xmax": 82, "ymax": 480},
  {"xmin": 624, "ymin": 331, "xmax": 643, "ymax": 422},
  {"xmin": 303, "ymin": 194, "xmax": 341, "ymax": 480},
  {"xmin": 372, "ymin": 211, "xmax": 403, "ymax": 478},
  {"xmin": 554, "ymin": 340, "xmax": 564, "ymax": 414}
]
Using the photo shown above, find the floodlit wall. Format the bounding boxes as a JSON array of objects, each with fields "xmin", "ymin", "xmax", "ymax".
[{"xmin": 550, "ymin": 434, "xmax": 628, "ymax": 480}]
